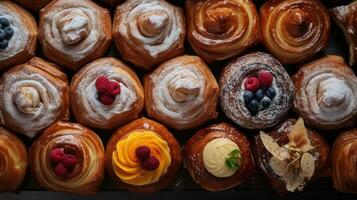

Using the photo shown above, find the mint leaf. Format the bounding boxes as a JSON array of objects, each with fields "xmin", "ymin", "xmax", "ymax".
[{"xmin": 225, "ymin": 149, "xmax": 241, "ymax": 170}]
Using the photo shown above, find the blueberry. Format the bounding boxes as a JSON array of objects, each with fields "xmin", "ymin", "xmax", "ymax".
[
  {"xmin": 0, "ymin": 17, "xmax": 10, "ymax": 28},
  {"xmin": 255, "ymin": 89, "xmax": 265, "ymax": 101},
  {"xmin": 243, "ymin": 91, "xmax": 254, "ymax": 103},
  {"xmin": 4, "ymin": 27, "xmax": 13, "ymax": 40},
  {"xmin": 266, "ymin": 87, "xmax": 276, "ymax": 99},
  {"xmin": 0, "ymin": 29, "xmax": 5, "ymax": 40},
  {"xmin": 247, "ymin": 99, "xmax": 260, "ymax": 113},
  {"xmin": 261, "ymin": 97, "xmax": 272, "ymax": 109},
  {"xmin": 0, "ymin": 39, "xmax": 9, "ymax": 50}
]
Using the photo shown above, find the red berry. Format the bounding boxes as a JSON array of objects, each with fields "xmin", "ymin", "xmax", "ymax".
[
  {"xmin": 258, "ymin": 70, "xmax": 274, "ymax": 88},
  {"xmin": 135, "ymin": 146, "xmax": 151, "ymax": 161},
  {"xmin": 107, "ymin": 81, "xmax": 121, "ymax": 96},
  {"xmin": 54, "ymin": 163, "xmax": 69, "ymax": 177},
  {"xmin": 49, "ymin": 148, "xmax": 65, "ymax": 164},
  {"xmin": 98, "ymin": 93, "xmax": 115, "ymax": 105},
  {"xmin": 244, "ymin": 77, "xmax": 260, "ymax": 92},
  {"xmin": 62, "ymin": 154, "xmax": 77, "ymax": 169},
  {"xmin": 141, "ymin": 156, "xmax": 160, "ymax": 171},
  {"xmin": 95, "ymin": 76, "xmax": 110, "ymax": 93}
]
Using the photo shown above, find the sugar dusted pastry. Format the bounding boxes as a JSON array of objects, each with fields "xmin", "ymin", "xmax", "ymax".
[
  {"xmin": 70, "ymin": 57, "xmax": 144, "ymax": 129},
  {"xmin": 0, "ymin": 57, "xmax": 70, "ymax": 138},
  {"xmin": 39, "ymin": 0, "xmax": 112, "ymax": 70},
  {"xmin": 14, "ymin": 0, "xmax": 52, "ymax": 11},
  {"xmin": 144, "ymin": 55, "xmax": 219, "ymax": 130},
  {"xmin": 184, "ymin": 123, "xmax": 256, "ymax": 191}
]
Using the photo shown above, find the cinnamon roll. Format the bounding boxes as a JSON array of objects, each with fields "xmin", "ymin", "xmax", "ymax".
[
  {"xmin": 220, "ymin": 52, "xmax": 294, "ymax": 130},
  {"xmin": 0, "ymin": 127, "xmax": 28, "ymax": 192},
  {"xmin": 254, "ymin": 118, "xmax": 330, "ymax": 193},
  {"xmin": 14, "ymin": 0, "xmax": 52, "ymax": 11},
  {"xmin": 0, "ymin": 57, "xmax": 70, "ymax": 138},
  {"xmin": 30, "ymin": 121, "xmax": 105, "ymax": 194},
  {"xmin": 260, "ymin": 0, "xmax": 330, "ymax": 64},
  {"xmin": 39, "ymin": 0, "xmax": 112, "ymax": 70},
  {"xmin": 0, "ymin": 1, "xmax": 37, "ymax": 70},
  {"xmin": 184, "ymin": 123, "xmax": 256, "ymax": 191},
  {"xmin": 144, "ymin": 55, "xmax": 219, "ymax": 130},
  {"xmin": 332, "ymin": 128, "xmax": 357, "ymax": 193},
  {"xmin": 106, "ymin": 118, "xmax": 182, "ymax": 193},
  {"xmin": 113, "ymin": 0, "xmax": 185, "ymax": 70},
  {"xmin": 70, "ymin": 57, "xmax": 145, "ymax": 130},
  {"xmin": 292, "ymin": 55, "xmax": 357, "ymax": 130},
  {"xmin": 330, "ymin": 1, "xmax": 357, "ymax": 67},
  {"xmin": 186, "ymin": 0, "xmax": 261, "ymax": 63}
]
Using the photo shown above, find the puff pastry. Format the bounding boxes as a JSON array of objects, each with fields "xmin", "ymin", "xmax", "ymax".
[{"xmin": 14, "ymin": 0, "xmax": 52, "ymax": 11}]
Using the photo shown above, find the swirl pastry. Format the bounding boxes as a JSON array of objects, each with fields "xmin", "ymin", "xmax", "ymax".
[
  {"xmin": 0, "ymin": 1, "xmax": 37, "ymax": 70},
  {"xmin": 113, "ymin": 0, "xmax": 185, "ymax": 70},
  {"xmin": 144, "ymin": 55, "xmax": 219, "ymax": 130},
  {"xmin": 183, "ymin": 123, "xmax": 256, "ymax": 191},
  {"xmin": 0, "ymin": 57, "xmax": 69, "ymax": 138},
  {"xmin": 70, "ymin": 57, "xmax": 145, "ymax": 129},
  {"xmin": 292, "ymin": 55, "xmax": 357, "ymax": 130},
  {"xmin": 30, "ymin": 121, "xmax": 105, "ymax": 194},
  {"xmin": 106, "ymin": 118, "xmax": 182, "ymax": 193},
  {"xmin": 186, "ymin": 0, "xmax": 261, "ymax": 63},
  {"xmin": 254, "ymin": 118, "xmax": 330, "ymax": 193},
  {"xmin": 39, "ymin": 0, "xmax": 112, "ymax": 70},
  {"xmin": 332, "ymin": 128, "xmax": 357, "ymax": 193},
  {"xmin": 330, "ymin": 2, "xmax": 357, "ymax": 67},
  {"xmin": 14, "ymin": 0, "xmax": 52, "ymax": 11},
  {"xmin": 220, "ymin": 52, "xmax": 294, "ymax": 130},
  {"xmin": 0, "ymin": 127, "xmax": 28, "ymax": 192},
  {"xmin": 260, "ymin": 0, "xmax": 330, "ymax": 64}
]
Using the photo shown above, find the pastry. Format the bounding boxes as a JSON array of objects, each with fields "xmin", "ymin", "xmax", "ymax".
[
  {"xmin": 0, "ymin": 1, "xmax": 37, "ymax": 70},
  {"xmin": 260, "ymin": 0, "xmax": 330, "ymax": 64},
  {"xmin": 254, "ymin": 118, "xmax": 330, "ymax": 193},
  {"xmin": 186, "ymin": 0, "xmax": 261, "ymax": 63},
  {"xmin": 292, "ymin": 55, "xmax": 357, "ymax": 130},
  {"xmin": 106, "ymin": 118, "xmax": 182, "ymax": 193},
  {"xmin": 220, "ymin": 52, "xmax": 294, "ymax": 130},
  {"xmin": 70, "ymin": 57, "xmax": 145, "ymax": 130},
  {"xmin": 113, "ymin": 0, "xmax": 185, "ymax": 70},
  {"xmin": 0, "ymin": 127, "xmax": 28, "ymax": 192},
  {"xmin": 14, "ymin": 0, "xmax": 52, "ymax": 11},
  {"xmin": 30, "ymin": 121, "xmax": 105, "ymax": 194},
  {"xmin": 332, "ymin": 128, "xmax": 357, "ymax": 193},
  {"xmin": 39, "ymin": 0, "xmax": 112, "ymax": 70},
  {"xmin": 183, "ymin": 123, "xmax": 256, "ymax": 191},
  {"xmin": 144, "ymin": 55, "xmax": 219, "ymax": 130},
  {"xmin": 330, "ymin": 1, "xmax": 357, "ymax": 67},
  {"xmin": 0, "ymin": 57, "xmax": 70, "ymax": 138}
]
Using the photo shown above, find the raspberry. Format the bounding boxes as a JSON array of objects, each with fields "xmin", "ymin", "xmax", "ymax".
[
  {"xmin": 244, "ymin": 77, "xmax": 260, "ymax": 92},
  {"xmin": 54, "ymin": 163, "xmax": 69, "ymax": 177},
  {"xmin": 49, "ymin": 148, "xmax": 65, "ymax": 164},
  {"xmin": 135, "ymin": 146, "xmax": 151, "ymax": 161},
  {"xmin": 141, "ymin": 156, "xmax": 160, "ymax": 171},
  {"xmin": 258, "ymin": 70, "xmax": 274, "ymax": 88},
  {"xmin": 95, "ymin": 76, "xmax": 110, "ymax": 93},
  {"xmin": 107, "ymin": 81, "xmax": 121, "ymax": 96},
  {"xmin": 98, "ymin": 93, "xmax": 115, "ymax": 105},
  {"xmin": 62, "ymin": 154, "xmax": 77, "ymax": 169}
]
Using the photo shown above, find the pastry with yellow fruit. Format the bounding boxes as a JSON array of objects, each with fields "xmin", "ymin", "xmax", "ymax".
[
  {"xmin": 105, "ymin": 118, "xmax": 182, "ymax": 193},
  {"xmin": 183, "ymin": 123, "xmax": 256, "ymax": 191}
]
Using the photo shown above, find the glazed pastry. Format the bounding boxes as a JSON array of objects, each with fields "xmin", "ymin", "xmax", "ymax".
[
  {"xmin": 260, "ymin": 0, "xmax": 330, "ymax": 64},
  {"xmin": 332, "ymin": 128, "xmax": 357, "ymax": 193},
  {"xmin": 14, "ymin": 0, "xmax": 52, "ymax": 11},
  {"xmin": 186, "ymin": 0, "xmax": 261, "ymax": 63},
  {"xmin": 30, "ymin": 121, "xmax": 105, "ymax": 194},
  {"xmin": 330, "ymin": 2, "xmax": 357, "ymax": 67},
  {"xmin": 183, "ymin": 123, "xmax": 256, "ymax": 191},
  {"xmin": 106, "ymin": 118, "xmax": 182, "ymax": 193},
  {"xmin": 292, "ymin": 55, "xmax": 357, "ymax": 130},
  {"xmin": 254, "ymin": 118, "xmax": 330, "ymax": 193},
  {"xmin": 0, "ymin": 57, "xmax": 70, "ymax": 138},
  {"xmin": 0, "ymin": 127, "xmax": 28, "ymax": 192},
  {"xmin": 39, "ymin": 0, "xmax": 112, "ymax": 70},
  {"xmin": 220, "ymin": 52, "xmax": 294, "ymax": 130},
  {"xmin": 0, "ymin": 1, "xmax": 37, "ymax": 70},
  {"xmin": 113, "ymin": 0, "xmax": 185, "ymax": 70},
  {"xmin": 144, "ymin": 55, "xmax": 219, "ymax": 130},
  {"xmin": 70, "ymin": 57, "xmax": 145, "ymax": 129}
]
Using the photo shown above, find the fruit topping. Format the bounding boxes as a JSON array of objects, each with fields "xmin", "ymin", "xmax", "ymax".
[
  {"xmin": 54, "ymin": 162, "xmax": 69, "ymax": 177},
  {"xmin": 266, "ymin": 86, "xmax": 276, "ymax": 99},
  {"xmin": 244, "ymin": 77, "xmax": 260, "ymax": 92},
  {"xmin": 243, "ymin": 91, "xmax": 254, "ymax": 103},
  {"xmin": 62, "ymin": 154, "xmax": 77, "ymax": 169},
  {"xmin": 247, "ymin": 99, "xmax": 260, "ymax": 113},
  {"xmin": 258, "ymin": 70, "xmax": 274, "ymax": 88},
  {"xmin": 95, "ymin": 76, "xmax": 121, "ymax": 106},
  {"xmin": 0, "ymin": 17, "xmax": 13, "ymax": 50},
  {"xmin": 261, "ymin": 97, "xmax": 272, "ymax": 109},
  {"xmin": 49, "ymin": 148, "xmax": 65, "ymax": 164},
  {"xmin": 141, "ymin": 156, "xmax": 160, "ymax": 171},
  {"xmin": 135, "ymin": 146, "xmax": 151, "ymax": 161},
  {"xmin": 255, "ymin": 89, "xmax": 265, "ymax": 101}
]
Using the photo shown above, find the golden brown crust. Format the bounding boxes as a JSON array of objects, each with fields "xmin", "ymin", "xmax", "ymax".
[
  {"xmin": 106, "ymin": 118, "xmax": 182, "ymax": 193},
  {"xmin": 183, "ymin": 123, "xmax": 256, "ymax": 191},
  {"xmin": 30, "ymin": 121, "xmax": 105, "ymax": 194},
  {"xmin": 14, "ymin": 0, "xmax": 52, "ymax": 11}
]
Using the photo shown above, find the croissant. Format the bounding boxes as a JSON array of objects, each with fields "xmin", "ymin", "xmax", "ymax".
[
  {"xmin": 260, "ymin": 0, "xmax": 330, "ymax": 64},
  {"xmin": 0, "ymin": 127, "xmax": 28, "ymax": 192},
  {"xmin": 292, "ymin": 55, "xmax": 357, "ymax": 130},
  {"xmin": 113, "ymin": 0, "xmax": 185, "ymax": 70},
  {"xmin": 106, "ymin": 118, "xmax": 182, "ymax": 193},
  {"xmin": 186, "ymin": 0, "xmax": 261, "ymax": 63},
  {"xmin": 70, "ymin": 57, "xmax": 145, "ymax": 129},
  {"xmin": 254, "ymin": 118, "xmax": 330, "ymax": 194},
  {"xmin": 0, "ymin": 57, "xmax": 69, "ymax": 138},
  {"xmin": 0, "ymin": 1, "xmax": 37, "ymax": 70},
  {"xmin": 330, "ymin": 1, "xmax": 357, "ymax": 67},
  {"xmin": 14, "ymin": 0, "xmax": 52, "ymax": 11},
  {"xmin": 30, "ymin": 121, "xmax": 105, "ymax": 194},
  {"xmin": 39, "ymin": 0, "xmax": 112, "ymax": 70},
  {"xmin": 220, "ymin": 52, "xmax": 294, "ymax": 130},
  {"xmin": 183, "ymin": 123, "xmax": 256, "ymax": 191},
  {"xmin": 144, "ymin": 55, "xmax": 219, "ymax": 130}
]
